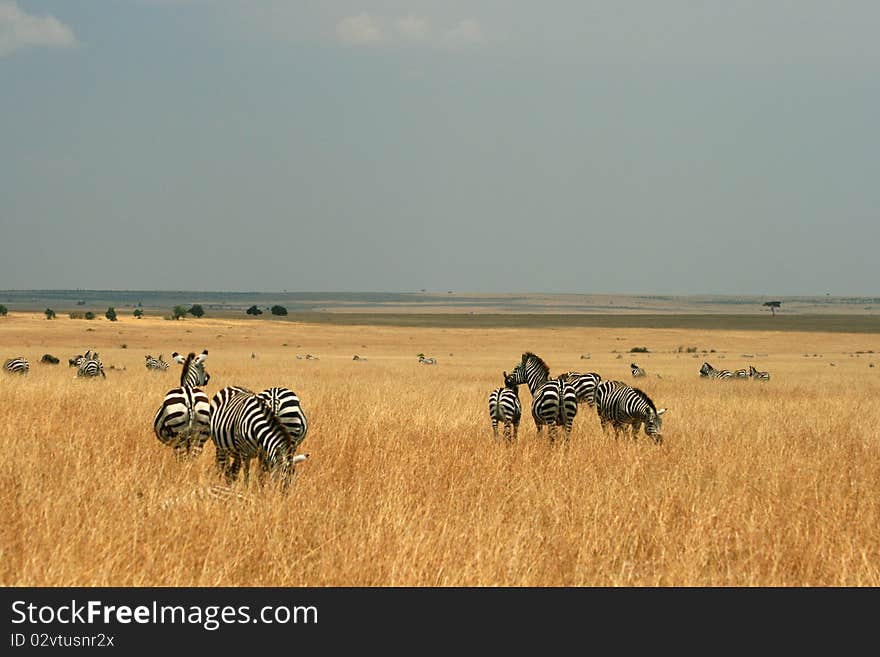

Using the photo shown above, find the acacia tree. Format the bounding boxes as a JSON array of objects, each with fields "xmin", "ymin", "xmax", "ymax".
[
  {"xmin": 763, "ymin": 301, "xmax": 782, "ymax": 317},
  {"xmin": 246, "ymin": 305, "xmax": 263, "ymax": 316},
  {"xmin": 189, "ymin": 304, "xmax": 205, "ymax": 318},
  {"xmin": 0, "ymin": 305, "xmax": 7, "ymax": 316},
  {"xmin": 171, "ymin": 305, "xmax": 188, "ymax": 320},
  {"xmin": 106, "ymin": 307, "xmax": 118, "ymax": 322},
  {"xmin": 133, "ymin": 308, "xmax": 143, "ymax": 319},
  {"xmin": 271, "ymin": 305, "xmax": 288, "ymax": 316}
]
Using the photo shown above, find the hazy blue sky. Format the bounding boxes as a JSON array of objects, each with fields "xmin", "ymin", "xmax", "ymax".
[{"xmin": 2, "ymin": 1, "xmax": 878, "ymax": 295}]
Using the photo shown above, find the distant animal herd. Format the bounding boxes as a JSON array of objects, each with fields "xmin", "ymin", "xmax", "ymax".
[{"xmin": 2, "ymin": 348, "xmax": 778, "ymax": 491}]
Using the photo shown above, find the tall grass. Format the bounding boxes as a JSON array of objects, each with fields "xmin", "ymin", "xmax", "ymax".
[{"xmin": 1, "ymin": 314, "xmax": 878, "ymax": 586}]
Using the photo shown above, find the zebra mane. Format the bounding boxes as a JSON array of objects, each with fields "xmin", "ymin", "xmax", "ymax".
[
  {"xmin": 253, "ymin": 392, "xmax": 293, "ymax": 453},
  {"xmin": 521, "ymin": 352, "xmax": 550, "ymax": 378},
  {"xmin": 180, "ymin": 352, "xmax": 196, "ymax": 387},
  {"xmin": 630, "ymin": 386, "xmax": 657, "ymax": 413}
]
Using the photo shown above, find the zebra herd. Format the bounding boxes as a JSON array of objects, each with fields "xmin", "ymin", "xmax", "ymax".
[
  {"xmin": 151, "ymin": 349, "xmax": 309, "ymax": 493},
  {"xmin": 489, "ymin": 352, "xmax": 666, "ymax": 444},
  {"xmin": 700, "ymin": 361, "xmax": 770, "ymax": 381},
  {"xmin": 3, "ymin": 351, "xmax": 107, "ymax": 377}
]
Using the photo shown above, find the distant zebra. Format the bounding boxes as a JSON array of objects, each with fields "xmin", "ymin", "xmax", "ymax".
[
  {"xmin": 418, "ymin": 354, "xmax": 437, "ymax": 365},
  {"xmin": 40, "ymin": 354, "xmax": 60, "ymax": 365},
  {"xmin": 257, "ymin": 386, "xmax": 309, "ymax": 453},
  {"xmin": 488, "ymin": 372, "xmax": 523, "ymax": 440},
  {"xmin": 507, "ymin": 352, "xmax": 578, "ymax": 441},
  {"xmin": 749, "ymin": 365, "xmax": 771, "ymax": 381},
  {"xmin": 699, "ymin": 362, "xmax": 733, "ymax": 380},
  {"xmin": 172, "ymin": 349, "xmax": 209, "ymax": 387},
  {"xmin": 145, "ymin": 354, "xmax": 169, "ymax": 371},
  {"xmin": 732, "ymin": 368, "xmax": 750, "ymax": 379},
  {"xmin": 595, "ymin": 380, "xmax": 666, "ymax": 444},
  {"xmin": 560, "ymin": 371, "xmax": 602, "ymax": 407},
  {"xmin": 209, "ymin": 386, "xmax": 304, "ymax": 491},
  {"xmin": 3, "ymin": 357, "xmax": 29, "ymax": 375},
  {"xmin": 631, "ymin": 363, "xmax": 646, "ymax": 378},
  {"xmin": 75, "ymin": 351, "xmax": 105, "ymax": 378},
  {"xmin": 153, "ymin": 385, "xmax": 212, "ymax": 459}
]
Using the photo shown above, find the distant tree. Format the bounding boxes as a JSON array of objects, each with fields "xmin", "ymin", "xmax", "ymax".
[
  {"xmin": 84, "ymin": 311, "xmax": 96, "ymax": 320},
  {"xmin": 133, "ymin": 308, "xmax": 144, "ymax": 319},
  {"xmin": 763, "ymin": 301, "xmax": 782, "ymax": 317},
  {"xmin": 0, "ymin": 304, "xmax": 7, "ymax": 317},
  {"xmin": 171, "ymin": 305, "xmax": 188, "ymax": 320},
  {"xmin": 106, "ymin": 307, "xmax": 117, "ymax": 322},
  {"xmin": 188, "ymin": 304, "xmax": 205, "ymax": 318},
  {"xmin": 246, "ymin": 305, "xmax": 263, "ymax": 316},
  {"xmin": 270, "ymin": 305, "xmax": 288, "ymax": 316},
  {"xmin": 45, "ymin": 308, "xmax": 56, "ymax": 320}
]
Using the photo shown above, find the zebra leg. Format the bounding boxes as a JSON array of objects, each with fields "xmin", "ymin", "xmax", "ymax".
[
  {"xmin": 512, "ymin": 420, "xmax": 519, "ymax": 442},
  {"xmin": 631, "ymin": 422, "xmax": 641, "ymax": 440},
  {"xmin": 492, "ymin": 419, "xmax": 499, "ymax": 438}
]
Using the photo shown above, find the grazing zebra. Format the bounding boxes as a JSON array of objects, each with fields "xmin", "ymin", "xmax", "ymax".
[
  {"xmin": 172, "ymin": 349, "xmax": 210, "ymax": 387},
  {"xmin": 153, "ymin": 385, "xmax": 212, "ymax": 460},
  {"xmin": 145, "ymin": 354, "xmax": 169, "ymax": 371},
  {"xmin": 507, "ymin": 352, "xmax": 578, "ymax": 441},
  {"xmin": 749, "ymin": 365, "xmax": 771, "ymax": 381},
  {"xmin": 560, "ymin": 371, "xmax": 602, "ymax": 407},
  {"xmin": 732, "ymin": 368, "xmax": 750, "ymax": 379},
  {"xmin": 488, "ymin": 372, "xmax": 522, "ymax": 440},
  {"xmin": 631, "ymin": 363, "xmax": 646, "ymax": 378},
  {"xmin": 699, "ymin": 362, "xmax": 733, "ymax": 380},
  {"xmin": 595, "ymin": 380, "xmax": 666, "ymax": 444},
  {"xmin": 40, "ymin": 354, "xmax": 60, "ymax": 364},
  {"xmin": 209, "ymin": 385, "xmax": 304, "ymax": 491},
  {"xmin": 257, "ymin": 386, "xmax": 309, "ymax": 453},
  {"xmin": 75, "ymin": 351, "xmax": 105, "ymax": 378},
  {"xmin": 418, "ymin": 354, "xmax": 437, "ymax": 365},
  {"xmin": 3, "ymin": 357, "xmax": 29, "ymax": 375}
]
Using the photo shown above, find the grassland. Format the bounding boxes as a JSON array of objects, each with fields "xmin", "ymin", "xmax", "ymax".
[{"xmin": 1, "ymin": 312, "xmax": 879, "ymax": 586}]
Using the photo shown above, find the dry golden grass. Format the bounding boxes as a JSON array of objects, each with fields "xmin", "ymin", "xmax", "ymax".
[{"xmin": 1, "ymin": 312, "xmax": 879, "ymax": 586}]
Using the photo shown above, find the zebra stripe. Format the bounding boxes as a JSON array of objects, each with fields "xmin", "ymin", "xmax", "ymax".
[
  {"xmin": 699, "ymin": 362, "xmax": 733, "ymax": 380},
  {"xmin": 173, "ymin": 349, "xmax": 210, "ymax": 387},
  {"xmin": 75, "ymin": 351, "xmax": 105, "ymax": 378},
  {"xmin": 145, "ymin": 354, "xmax": 169, "ymax": 371},
  {"xmin": 749, "ymin": 365, "xmax": 771, "ymax": 381},
  {"xmin": 3, "ymin": 357, "xmax": 29, "ymax": 375},
  {"xmin": 257, "ymin": 386, "xmax": 308, "ymax": 453},
  {"xmin": 560, "ymin": 371, "xmax": 602, "ymax": 407},
  {"xmin": 209, "ymin": 386, "xmax": 299, "ymax": 491},
  {"xmin": 631, "ymin": 363, "xmax": 646, "ymax": 378},
  {"xmin": 507, "ymin": 352, "xmax": 577, "ymax": 439},
  {"xmin": 595, "ymin": 380, "xmax": 666, "ymax": 443},
  {"xmin": 488, "ymin": 372, "xmax": 522, "ymax": 440},
  {"xmin": 732, "ymin": 368, "xmax": 750, "ymax": 379},
  {"xmin": 153, "ymin": 386, "xmax": 212, "ymax": 459}
]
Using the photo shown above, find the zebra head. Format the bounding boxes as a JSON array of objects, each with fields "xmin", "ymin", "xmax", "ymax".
[
  {"xmin": 645, "ymin": 407, "xmax": 667, "ymax": 443},
  {"xmin": 503, "ymin": 371, "xmax": 520, "ymax": 390},
  {"xmin": 509, "ymin": 352, "xmax": 550, "ymax": 395},
  {"xmin": 699, "ymin": 362, "xmax": 714, "ymax": 377}
]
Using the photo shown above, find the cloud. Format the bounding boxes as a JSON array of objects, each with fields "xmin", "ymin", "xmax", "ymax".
[
  {"xmin": 336, "ymin": 14, "xmax": 384, "ymax": 46},
  {"xmin": 444, "ymin": 19, "xmax": 483, "ymax": 46},
  {"xmin": 395, "ymin": 15, "xmax": 429, "ymax": 42},
  {"xmin": 0, "ymin": 0, "xmax": 76, "ymax": 56}
]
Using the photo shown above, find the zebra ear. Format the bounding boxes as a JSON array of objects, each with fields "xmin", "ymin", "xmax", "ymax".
[{"xmin": 657, "ymin": 408, "xmax": 667, "ymax": 415}]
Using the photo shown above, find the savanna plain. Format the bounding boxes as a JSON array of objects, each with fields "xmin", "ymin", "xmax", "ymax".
[{"xmin": 1, "ymin": 312, "xmax": 878, "ymax": 586}]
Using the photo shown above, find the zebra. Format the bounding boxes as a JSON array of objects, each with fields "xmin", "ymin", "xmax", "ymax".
[
  {"xmin": 631, "ymin": 363, "xmax": 646, "ymax": 378},
  {"xmin": 699, "ymin": 362, "xmax": 733, "ymax": 380},
  {"xmin": 75, "ymin": 351, "xmax": 105, "ymax": 378},
  {"xmin": 418, "ymin": 353, "xmax": 437, "ymax": 365},
  {"xmin": 257, "ymin": 386, "xmax": 309, "ymax": 453},
  {"xmin": 40, "ymin": 354, "xmax": 60, "ymax": 364},
  {"xmin": 732, "ymin": 368, "xmax": 750, "ymax": 379},
  {"xmin": 172, "ymin": 349, "xmax": 209, "ymax": 387},
  {"xmin": 559, "ymin": 371, "xmax": 602, "ymax": 407},
  {"xmin": 153, "ymin": 385, "xmax": 212, "ymax": 460},
  {"xmin": 749, "ymin": 365, "xmax": 771, "ymax": 381},
  {"xmin": 507, "ymin": 352, "xmax": 578, "ymax": 441},
  {"xmin": 595, "ymin": 380, "xmax": 666, "ymax": 444},
  {"xmin": 488, "ymin": 372, "xmax": 522, "ymax": 441},
  {"xmin": 3, "ymin": 357, "xmax": 29, "ymax": 375},
  {"xmin": 209, "ymin": 385, "xmax": 305, "ymax": 491},
  {"xmin": 145, "ymin": 354, "xmax": 169, "ymax": 371}
]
